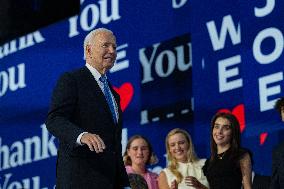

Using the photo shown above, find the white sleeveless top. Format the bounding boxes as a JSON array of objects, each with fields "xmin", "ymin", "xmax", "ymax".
[{"xmin": 163, "ymin": 159, "xmax": 209, "ymax": 189}]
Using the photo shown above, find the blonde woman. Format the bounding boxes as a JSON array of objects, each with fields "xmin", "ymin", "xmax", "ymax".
[{"xmin": 158, "ymin": 128, "xmax": 209, "ymax": 189}]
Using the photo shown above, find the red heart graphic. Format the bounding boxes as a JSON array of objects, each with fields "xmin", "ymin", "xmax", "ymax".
[
  {"xmin": 113, "ymin": 82, "xmax": 134, "ymax": 112},
  {"xmin": 218, "ymin": 104, "xmax": 245, "ymax": 133},
  {"xmin": 260, "ymin": 132, "xmax": 268, "ymax": 145}
]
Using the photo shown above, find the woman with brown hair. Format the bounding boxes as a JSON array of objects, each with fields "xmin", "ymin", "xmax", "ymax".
[
  {"xmin": 158, "ymin": 128, "xmax": 208, "ymax": 189},
  {"xmin": 123, "ymin": 135, "xmax": 159, "ymax": 189}
]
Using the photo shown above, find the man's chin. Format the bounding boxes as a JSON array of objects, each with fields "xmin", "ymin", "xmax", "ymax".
[{"xmin": 104, "ymin": 62, "xmax": 115, "ymax": 70}]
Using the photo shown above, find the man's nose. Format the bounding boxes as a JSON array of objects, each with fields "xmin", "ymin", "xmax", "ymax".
[{"xmin": 108, "ymin": 46, "xmax": 116, "ymax": 53}]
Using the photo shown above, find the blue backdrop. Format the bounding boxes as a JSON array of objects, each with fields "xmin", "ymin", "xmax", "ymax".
[{"xmin": 0, "ymin": 0, "xmax": 283, "ymax": 188}]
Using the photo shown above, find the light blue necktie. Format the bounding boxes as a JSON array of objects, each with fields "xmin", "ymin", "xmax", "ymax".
[{"xmin": 100, "ymin": 75, "xmax": 117, "ymax": 124}]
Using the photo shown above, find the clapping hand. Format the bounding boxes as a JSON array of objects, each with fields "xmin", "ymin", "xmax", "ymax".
[
  {"xmin": 185, "ymin": 176, "xmax": 206, "ymax": 189},
  {"xmin": 170, "ymin": 180, "xmax": 178, "ymax": 189}
]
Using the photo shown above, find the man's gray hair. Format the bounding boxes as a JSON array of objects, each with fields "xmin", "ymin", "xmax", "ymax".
[{"xmin": 83, "ymin": 28, "xmax": 115, "ymax": 58}]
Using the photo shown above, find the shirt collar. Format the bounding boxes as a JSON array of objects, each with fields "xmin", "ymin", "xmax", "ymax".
[{"xmin": 85, "ymin": 63, "xmax": 103, "ymax": 82}]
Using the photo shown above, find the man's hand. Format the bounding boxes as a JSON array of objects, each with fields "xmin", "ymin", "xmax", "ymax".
[{"xmin": 80, "ymin": 133, "xmax": 106, "ymax": 153}]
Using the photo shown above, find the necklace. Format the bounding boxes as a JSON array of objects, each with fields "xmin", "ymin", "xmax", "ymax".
[{"xmin": 217, "ymin": 151, "xmax": 226, "ymax": 159}]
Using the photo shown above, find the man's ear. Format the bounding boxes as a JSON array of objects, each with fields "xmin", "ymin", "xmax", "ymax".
[
  {"xmin": 86, "ymin": 45, "xmax": 90, "ymax": 55},
  {"xmin": 86, "ymin": 45, "xmax": 92, "ymax": 58}
]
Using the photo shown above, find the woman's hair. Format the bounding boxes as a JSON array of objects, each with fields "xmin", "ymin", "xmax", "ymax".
[
  {"xmin": 274, "ymin": 97, "xmax": 284, "ymax": 113},
  {"xmin": 165, "ymin": 128, "xmax": 198, "ymax": 184},
  {"xmin": 123, "ymin": 135, "xmax": 158, "ymax": 166},
  {"xmin": 210, "ymin": 112, "xmax": 241, "ymax": 161}
]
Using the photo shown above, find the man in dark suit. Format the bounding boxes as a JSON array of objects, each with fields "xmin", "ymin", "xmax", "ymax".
[
  {"xmin": 46, "ymin": 28, "xmax": 130, "ymax": 189},
  {"xmin": 270, "ymin": 97, "xmax": 284, "ymax": 189}
]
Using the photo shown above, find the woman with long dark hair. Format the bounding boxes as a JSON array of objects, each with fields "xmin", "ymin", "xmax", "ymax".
[{"xmin": 202, "ymin": 112, "xmax": 252, "ymax": 189}]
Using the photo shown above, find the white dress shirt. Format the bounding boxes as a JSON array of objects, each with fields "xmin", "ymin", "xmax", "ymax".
[{"xmin": 76, "ymin": 63, "xmax": 118, "ymax": 145}]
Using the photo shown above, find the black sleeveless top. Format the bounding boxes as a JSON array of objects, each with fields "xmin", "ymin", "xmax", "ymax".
[{"xmin": 202, "ymin": 148, "xmax": 250, "ymax": 189}]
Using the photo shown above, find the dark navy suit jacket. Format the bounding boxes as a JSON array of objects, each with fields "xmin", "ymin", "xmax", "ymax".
[
  {"xmin": 270, "ymin": 141, "xmax": 284, "ymax": 189},
  {"xmin": 46, "ymin": 67, "xmax": 129, "ymax": 189}
]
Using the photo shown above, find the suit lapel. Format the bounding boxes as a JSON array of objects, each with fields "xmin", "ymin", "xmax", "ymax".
[{"xmin": 81, "ymin": 67, "xmax": 115, "ymax": 123}]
